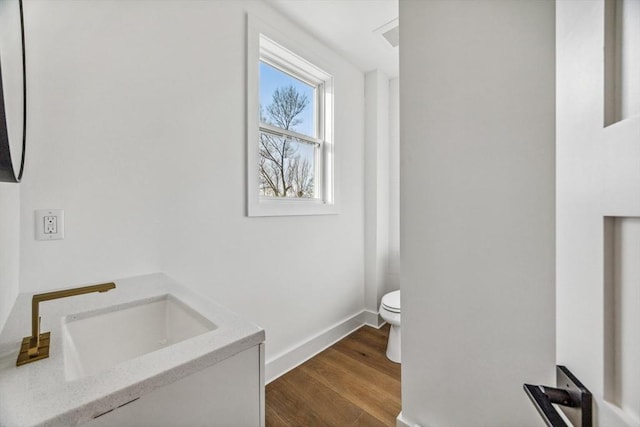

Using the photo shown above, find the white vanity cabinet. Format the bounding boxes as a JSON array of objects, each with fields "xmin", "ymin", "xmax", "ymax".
[{"xmin": 85, "ymin": 344, "xmax": 265, "ymax": 427}]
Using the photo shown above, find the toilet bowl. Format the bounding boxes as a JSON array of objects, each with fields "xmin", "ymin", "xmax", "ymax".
[{"xmin": 379, "ymin": 290, "xmax": 401, "ymax": 363}]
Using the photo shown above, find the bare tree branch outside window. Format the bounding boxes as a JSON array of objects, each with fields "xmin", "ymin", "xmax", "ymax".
[{"xmin": 259, "ymin": 86, "xmax": 315, "ymax": 198}]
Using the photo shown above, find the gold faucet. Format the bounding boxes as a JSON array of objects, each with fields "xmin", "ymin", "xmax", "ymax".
[{"xmin": 16, "ymin": 282, "xmax": 116, "ymax": 366}]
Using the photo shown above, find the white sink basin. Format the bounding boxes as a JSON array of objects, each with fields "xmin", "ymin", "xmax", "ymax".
[{"xmin": 62, "ymin": 294, "xmax": 216, "ymax": 380}]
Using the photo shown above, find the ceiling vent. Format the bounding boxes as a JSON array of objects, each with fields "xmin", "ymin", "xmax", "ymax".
[{"xmin": 374, "ymin": 18, "xmax": 399, "ymax": 48}]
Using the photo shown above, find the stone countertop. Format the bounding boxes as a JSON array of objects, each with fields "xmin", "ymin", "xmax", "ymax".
[{"xmin": 0, "ymin": 273, "xmax": 265, "ymax": 427}]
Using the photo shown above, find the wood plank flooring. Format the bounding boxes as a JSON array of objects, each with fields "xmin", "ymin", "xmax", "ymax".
[{"xmin": 266, "ymin": 325, "xmax": 401, "ymax": 427}]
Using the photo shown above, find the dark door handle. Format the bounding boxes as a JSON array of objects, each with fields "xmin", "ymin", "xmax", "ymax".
[{"xmin": 524, "ymin": 366, "xmax": 592, "ymax": 427}]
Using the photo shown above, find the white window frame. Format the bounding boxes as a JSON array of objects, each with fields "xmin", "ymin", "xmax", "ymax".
[{"xmin": 247, "ymin": 15, "xmax": 337, "ymax": 217}]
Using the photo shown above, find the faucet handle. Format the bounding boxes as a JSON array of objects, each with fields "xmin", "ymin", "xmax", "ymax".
[
  {"xmin": 27, "ymin": 317, "xmax": 41, "ymax": 356},
  {"xmin": 17, "ymin": 330, "xmax": 50, "ymax": 366}
]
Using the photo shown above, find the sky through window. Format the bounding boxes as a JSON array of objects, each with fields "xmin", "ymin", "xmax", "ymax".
[{"xmin": 259, "ymin": 61, "xmax": 315, "ymax": 137}]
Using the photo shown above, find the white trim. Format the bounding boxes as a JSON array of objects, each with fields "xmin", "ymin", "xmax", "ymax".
[
  {"xmin": 362, "ymin": 309, "xmax": 386, "ymax": 328},
  {"xmin": 396, "ymin": 412, "xmax": 423, "ymax": 427},
  {"xmin": 265, "ymin": 311, "xmax": 368, "ymax": 384},
  {"xmin": 247, "ymin": 14, "xmax": 337, "ymax": 217},
  {"xmin": 259, "ymin": 123, "xmax": 322, "ymax": 146},
  {"xmin": 258, "ymin": 342, "xmax": 265, "ymax": 427},
  {"xmin": 260, "ymin": 35, "xmax": 331, "ymax": 87}
]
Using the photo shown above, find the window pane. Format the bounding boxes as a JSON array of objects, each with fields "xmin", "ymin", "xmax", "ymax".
[
  {"xmin": 259, "ymin": 132, "xmax": 316, "ymax": 198},
  {"xmin": 259, "ymin": 61, "xmax": 316, "ymax": 138}
]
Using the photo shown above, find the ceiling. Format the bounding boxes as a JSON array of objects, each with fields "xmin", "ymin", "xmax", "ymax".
[{"xmin": 265, "ymin": 0, "xmax": 399, "ymax": 78}]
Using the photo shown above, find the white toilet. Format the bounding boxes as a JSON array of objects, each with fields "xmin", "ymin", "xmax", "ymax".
[{"xmin": 379, "ymin": 290, "xmax": 401, "ymax": 363}]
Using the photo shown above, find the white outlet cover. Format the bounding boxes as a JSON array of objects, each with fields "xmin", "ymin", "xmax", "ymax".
[{"xmin": 35, "ymin": 209, "xmax": 65, "ymax": 240}]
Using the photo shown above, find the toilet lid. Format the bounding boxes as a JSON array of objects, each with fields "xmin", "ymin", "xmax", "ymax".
[{"xmin": 381, "ymin": 290, "xmax": 400, "ymax": 313}]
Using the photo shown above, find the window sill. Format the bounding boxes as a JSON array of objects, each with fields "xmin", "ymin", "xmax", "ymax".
[{"xmin": 248, "ymin": 198, "xmax": 339, "ymax": 217}]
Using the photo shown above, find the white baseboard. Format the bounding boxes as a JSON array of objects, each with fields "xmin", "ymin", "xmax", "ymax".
[
  {"xmin": 265, "ymin": 310, "xmax": 374, "ymax": 384},
  {"xmin": 361, "ymin": 309, "xmax": 386, "ymax": 328},
  {"xmin": 397, "ymin": 411, "xmax": 422, "ymax": 427}
]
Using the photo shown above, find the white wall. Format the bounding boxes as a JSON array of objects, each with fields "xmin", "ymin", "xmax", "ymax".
[
  {"xmin": 19, "ymin": 0, "xmax": 165, "ymax": 292},
  {"xmin": 16, "ymin": 0, "xmax": 365, "ymax": 365},
  {"xmin": 363, "ymin": 72, "xmax": 400, "ymax": 317},
  {"xmin": 399, "ymin": 1, "xmax": 555, "ymax": 426},
  {"xmin": 364, "ymin": 70, "xmax": 390, "ymax": 315},
  {"xmin": 157, "ymin": 1, "xmax": 366, "ymax": 365},
  {"xmin": 388, "ymin": 77, "xmax": 400, "ymax": 291},
  {"xmin": 0, "ymin": 183, "xmax": 19, "ymax": 331}
]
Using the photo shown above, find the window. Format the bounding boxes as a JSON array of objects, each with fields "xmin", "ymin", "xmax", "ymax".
[
  {"xmin": 259, "ymin": 59, "xmax": 317, "ymax": 198},
  {"xmin": 247, "ymin": 17, "xmax": 336, "ymax": 216}
]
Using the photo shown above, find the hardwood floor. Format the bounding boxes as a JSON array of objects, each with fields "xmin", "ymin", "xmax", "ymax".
[{"xmin": 266, "ymin": 325, "xmax": 401, "ymax": 427}]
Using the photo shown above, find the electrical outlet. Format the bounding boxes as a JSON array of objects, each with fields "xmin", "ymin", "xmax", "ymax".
[
  {"xmin": 35, "ymin": 209, "xmax": 64, "ymax": 240},
  {"xmin": 44, "ymin": 216, "xmax": 57, "ymax": 234}
]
